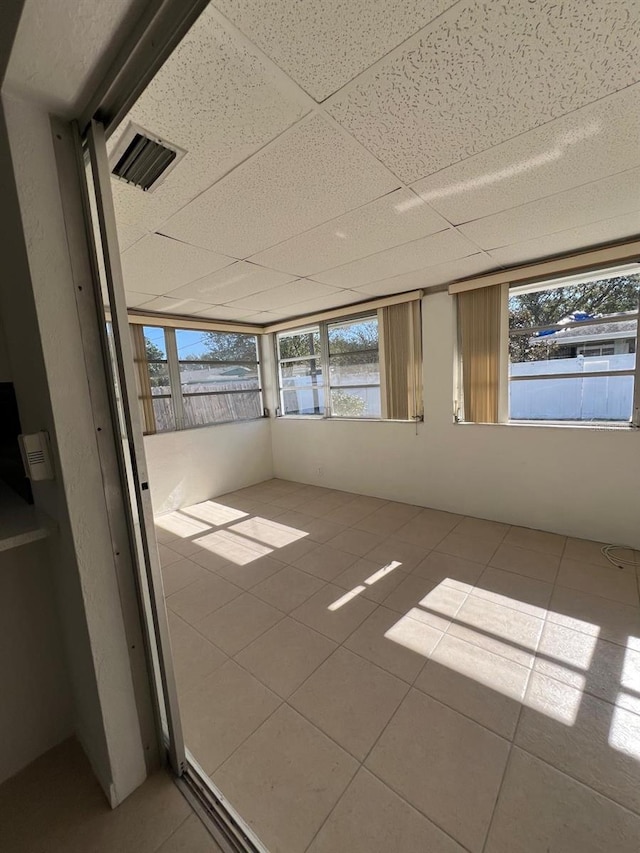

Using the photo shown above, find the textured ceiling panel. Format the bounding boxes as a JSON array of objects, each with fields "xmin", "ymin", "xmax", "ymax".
[
  {"xmin": 212, "ymin": 0, "xmax": 454, "ymax": 101},
  {"xmin": 193, "ymin": 305, "xmax": 256, "ymax": 321},
  {"xmin": 116, "ymin": 221, "xmax": 146, "ymax": 252},
  {"xmin": 226, "ymin": 279, "xmax": 342, "ymax": 311},
  {"xmin": 314, "ymin": 229, "xmax": 479, "ymax": 287},
  {"xmin": 248, "ymin": 189, "xmax": 450, "ymax": 276},
  {"xmin": 109, "ymin": 6, "xmax": 309, "ymax": 235},
  {"xmin": 459, "ymin": 167, "xmax": 640, "ymax": 250},
  {"xmin": 166, "ymin": 261, "xmax": 296, "ymax": 303},
  {"xmin": 136, "ymin": 296, "xmax": 215, "ymax": 315},
  {"xmin": 412, "ymin": 84, "xmax": 640, "ymax": 225},
  {"xmin": 121, "ymin": 234, "xmax": 234, "ymax": 295},
  {"xmin": 327, "ymin": 0, "xmax": 640, "ymax": 183},
  {"xmin": 352, "ymin": 254, "xmax": 499, "ymax": 297},
  {"xmin": 279, "ymin": 289, "xmax": 367, "ymax": 318},
  {"xmin": 125, "ymin": 290, "xmax": 158, "ymax": 308},
  {"xmin": 487, "ymin": 212, "xmax": 640, "ymax": 268},
  {"xmin": 159, "ymin": 113, "xmax": 399, "ymax": 258}
]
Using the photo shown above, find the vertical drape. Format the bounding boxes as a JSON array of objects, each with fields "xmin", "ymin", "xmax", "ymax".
[
  {"xmin": 457, "ymin": 285, "xmax": 502, "ymax": 423},
  {"xmin": 131, "ymin": 324, "xmax": 156, "ymax": 434},
  {"xmin": 380, "ymin": 301, "xmax": 423, "ymax": 420}
]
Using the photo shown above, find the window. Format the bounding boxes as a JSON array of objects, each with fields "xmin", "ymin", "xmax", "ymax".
[
  {"xmin": 276, "ymin": 302, "xmax": 422, "ymax": 421},
  {"xmin": 508, "ymin": 269, "xmax": 639, "ymax": 423},
  {"xmin": 133, "ymin": 324, "xmax": 263, "ymax": 433},
  {"xmin": 457, "ymin": 263, "xmax": 640, "ymax": 425}
]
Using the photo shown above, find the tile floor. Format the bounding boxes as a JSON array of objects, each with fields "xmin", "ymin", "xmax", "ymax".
[
  {"xmin": 157, "ymin": 479, "xmax": 640, "ymax": 853},
  {"xmin": 0, "ymin": 738, "xmax": 221, "ymax": 853}
]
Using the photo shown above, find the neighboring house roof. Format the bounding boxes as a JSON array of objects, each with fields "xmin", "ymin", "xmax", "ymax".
[{"xmin": 529, "ymin": 312, "xmax": 637, "ymax": 347}]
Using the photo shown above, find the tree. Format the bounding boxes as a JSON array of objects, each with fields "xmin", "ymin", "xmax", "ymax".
[
  {"xmin": 200, "ymin": 332, "xmax": 258, "ymax": 362},
  {"xmin": 331, "ymin": 389, "xmax": 367, "ymax": 417},
  {"xmin": 509, "ymin": 275, "xmax": 640, "ymax": 363},
  {"xmin": 144, "ymin": 338, "xmax": 168, "ymax": 388}
]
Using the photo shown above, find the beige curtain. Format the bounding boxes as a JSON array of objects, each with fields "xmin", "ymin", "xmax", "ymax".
[
  {"xmin": 457, "ymin": 285, "xmax": 502, "ymax": 423},
  {"xmin": 380, "ymin": 301, "xmax": 423, "ymax": 420},
  {"xmin": 131, "ymin": 324, "xmax": 156, "ymax": 435}
]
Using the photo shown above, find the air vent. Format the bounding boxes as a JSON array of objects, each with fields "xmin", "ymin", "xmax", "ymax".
[{"xmin": 109, "ymin": 123, "xmax": 186, "ymax": 192}]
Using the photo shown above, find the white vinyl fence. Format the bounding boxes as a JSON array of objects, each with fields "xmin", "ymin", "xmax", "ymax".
[{"xmin": 510, "ymin": 353, "xmax": 634, "ymax": 421}]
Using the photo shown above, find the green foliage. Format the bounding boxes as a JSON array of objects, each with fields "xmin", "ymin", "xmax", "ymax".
[
  {"xmin": 509, "ymin": 275, "xmax": 640, "ymax": 363},
  {"xmin": 144, "ymin": 337, "xmax": 169, "ymax": 388},
  {"xmin": 331, "ymin": 389, "xmax": 367, "ymax": 417},
  {"xmin": 200, "ymin": 332, "xmax": 258, "ymax": 362}
]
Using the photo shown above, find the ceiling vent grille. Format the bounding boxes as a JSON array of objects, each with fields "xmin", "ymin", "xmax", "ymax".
[{"xmin": 109, "ymin": 123, "xmax": 186, "ymax": 192}]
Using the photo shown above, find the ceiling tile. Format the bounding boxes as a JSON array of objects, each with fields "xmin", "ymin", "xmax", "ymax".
[
  {"xmin": 277, "ymin": 289, "xmax": 367, "ymax": 318},
  {"xmin": 160, "ymin": 113, "xmax": 399, "ymax": 258},
  {"xmin": 136, "ymin": 296, "xmax": 216, "ymax": 315},
  {"xmin": 226, "ymin": 279, "xmax": 342, "ymax": 311},
  {"xmin": 458, "ymin": 167, "xmax": 640, "ymax": 250},
  {"xmin": 412, "ymin": 84, "xmax": 640, "ymax": 225},
  {"xmin": 166, "ymin": 261, "xmax": 296, "ymax": 302},
  {"xmin": 213, "ymin": 0, "xmax": 453, "ymax": 101},
  {"xmin": 352, "ymin": 254, "xmax": 499, "ymax": 296},
  {"xmin": 327, "ymin": 0, "xmax": 640, "ymax": 182},
  {"xmin": 240, "ymin": 312, "xmax": 279, "ymax": 324},
  {"xmin": 109, "ymin": 6, "xmax": 309, "ymax": 235},
  {"xmin": 121, "ymin": 234, "xmax": 234, "ymax": 295},
  {"xmin": 248, "ymin": 189, "xmax": 450, "ymax": 276},
  {"xmin": 117, "ymin": 221, "xmax": 146, "ymax": 251},
  {"xmin": 193, "ymin": 306, "xmax": 255, "ymax": 321},
  {"xmin": 125, "ymin": 290, "xmax": 157, "ymax": 307},
  {"xmin": 487, "ymin": 212, "xmax": 640, "ymax": 268},
  {"xmin": 313, "ymin": 228, "xmax": 478, "ymax": 287}
]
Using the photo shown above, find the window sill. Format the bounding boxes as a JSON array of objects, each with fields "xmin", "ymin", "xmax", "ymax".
[
  {"xmin": 455, "ymin": 419, "xmax": 636, "ymax": 431},
  {"xmin": 145, "ymin": 415, "xmax": 268, "ymax": 435},
  {"xmin": 276, "ymin": 416, "xmax": 417, "ymax": 424}
]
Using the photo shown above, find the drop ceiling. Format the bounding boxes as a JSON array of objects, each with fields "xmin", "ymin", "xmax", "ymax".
[{"xmin": 110, "ymin": 0, "xmax": 640, "ymax": 326}]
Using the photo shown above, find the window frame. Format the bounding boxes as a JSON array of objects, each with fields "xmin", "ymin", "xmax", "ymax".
[
  {"xmin": 275, "ymin": 311, "xmax": 386, "ymax": 421},
  {"xmin": 139, "ymin": 323, "xmax": 265, "ymax": 433},
  {"xmin": 460, "ymin": 267, "xmax": 640, "ymax": 429}
]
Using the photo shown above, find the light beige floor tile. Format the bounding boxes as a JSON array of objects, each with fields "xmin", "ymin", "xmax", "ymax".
[
  {"xmin": 366, "ymin": 689, "xmax": 509, "ymax": 852},
  {"xmin": 557, "ymin": 558, "xmax": 639, "ymax": 606},
  {"xmin": 452, "ymin": 517, "xmax": 510, "ymax": 544},
  {"xmin": 181, "ymin": 500, "xmax": 251, "ymax": 528},
  {"xmin": 161, "ymin": 558, "xmax": 210, "ymax": 597},
  {"xmin": 416, "ymin": 507, "xmax": 464, "ymax": 530},
  {"xmin": 227, "ymin": 516, "xmax": 309, "ymax": 550},
  {"xmin": 503, "ymin": 525, "xmax": 566, "ymax": 556},
  {"xmin": 166, "ymin": 574, "xmax": 242, "ymax": 626},
  {"xmin": 415, "ymin": 634, "xmax": 529, "ymax": 739},
  {"xmin": 0, "ymin": 740, "xmax": 191, "ymax": 853},
  {"xmin": 156, "ymin": 814, "xmax": 222, "ymax": 853},
  {"xmin": 235, "ymin": 618, "xmax": 336, "ymax": 698},
  {"xmin": 158, "ymin": 543, "xmax": 184, "ymax": 568},
  {"xmin": 303, "ymin": 493, "xmax": 356, "ymax": 517},
  {"xmin": 490, "ymin": 543, "xmax": 560, "ymax": 583},
  {"xmin": 534, "ymin": 622, "xmax": 640, "ymax": 715},
  {"xmin": 326, "ymin": 527, "xmax": 385, "ymax": 556},
  {"xmin": 393, "ymin": 518, "xmax": 452, "ymax": 550},
  {"xmin": 245, "ymin": 502, "xmax": 287, "ymax": 521},
  {"xmin": 264, "ymin": 536, "xmax": 317, "ymax": 566},
  {"xmin": 290, "ymin": 648, "xmax": 408, "ymax": 760},
  {"xmin": 548, "ymin": 585, "xmax": 640, "ymax": 649},
  {"xmin": 197, "ymin": 593, "xmax": 283, "ymax": 656},
  {"xmin": 435, "ymin": 532, "xmax": 500, "ymax": 564},
  {"xmin": 189, "ymin": 548, "xmax": 238, "ymax": 574},
  {"xmin": 564, "ymin": 537, "xmax": 636, "ymax": 569},
  {"xmin": 333, "ymin": 557, "xmax": 408, "ymax": 603},
  {"xmin": 251, "ymin": 565, "xmax": 325, "ymax": 613},
  {"xmin": 162, "ymin": 537, "xmax": 204, "ymax": 559},
  {"xmin": 273, "ymin": 511, "xmax": 345, "ymax": 544},
  {"xmin": 344, "ymin": 606, "xmax": 441, "ymax": 683},
  {"xmin": 167, "ymin": 613, "xmax": 227, "ymax": 694},
  {"xmin": 208, "ymin": 555, "xmax": 287, "ymax": 590},
  {"xmin": 515, "ymin": 672, "xmax": 640, "ymax": 814},
  {"xmin": 180, "ymin": 660, "xmax": 280, "ymax": 774},
  {"xmin": 292, "ymin": 544, "xmax": 359, "ymax": 581},
  {"xmin": 354, "ymin": 503, "xmax": 423, "ymax": 536},
  {"xmin": 413, "ymin": 551, "xmax": 484, "ymax": 589},
  {"xmin": 154, "ymin": 524, "xmax": 180, "ymax": 545},
  {"xmin": 365, "ymin": 538, "xmax": 430, "ymax": 572},
  {"xmin": 382, "ymin": 574, "xmax": 467, "ymax": 631},
  {"xmin": 214, "ymin": 706, "xmax": 358, "ymax": 853},
  {"xmin": 324, "ymin": 496, "xmax": 388, "ymax": 525},
  {"xmin": 473, "ymin": 566, "xmax": 552, "ymax": 618},
  {"xmin": 290, "ymin": 583, "xmax": 376, "ymax": 642},
  {"xmin": 448, "ymin": 596, "xmax": 544, "ymax": 667},
  {"xmin": 308, "ymin": 768, "xmax": 466, "ymax": 853},
  {"xmin": 485, "ymin": 747, "xmax": 640, "ymax": 853}
]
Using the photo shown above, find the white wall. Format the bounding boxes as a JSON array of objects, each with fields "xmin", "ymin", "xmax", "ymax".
[
  {"xmin": 145, "ymin": 419, "xmax": 273, "ymax": 514},
  {"xmin": 272, "ymin": 291, "xmax": 640, "ymax": 549},
  {"xmin": 0, "ymin": 541, "xmax": 73, "ymax": 785}
]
